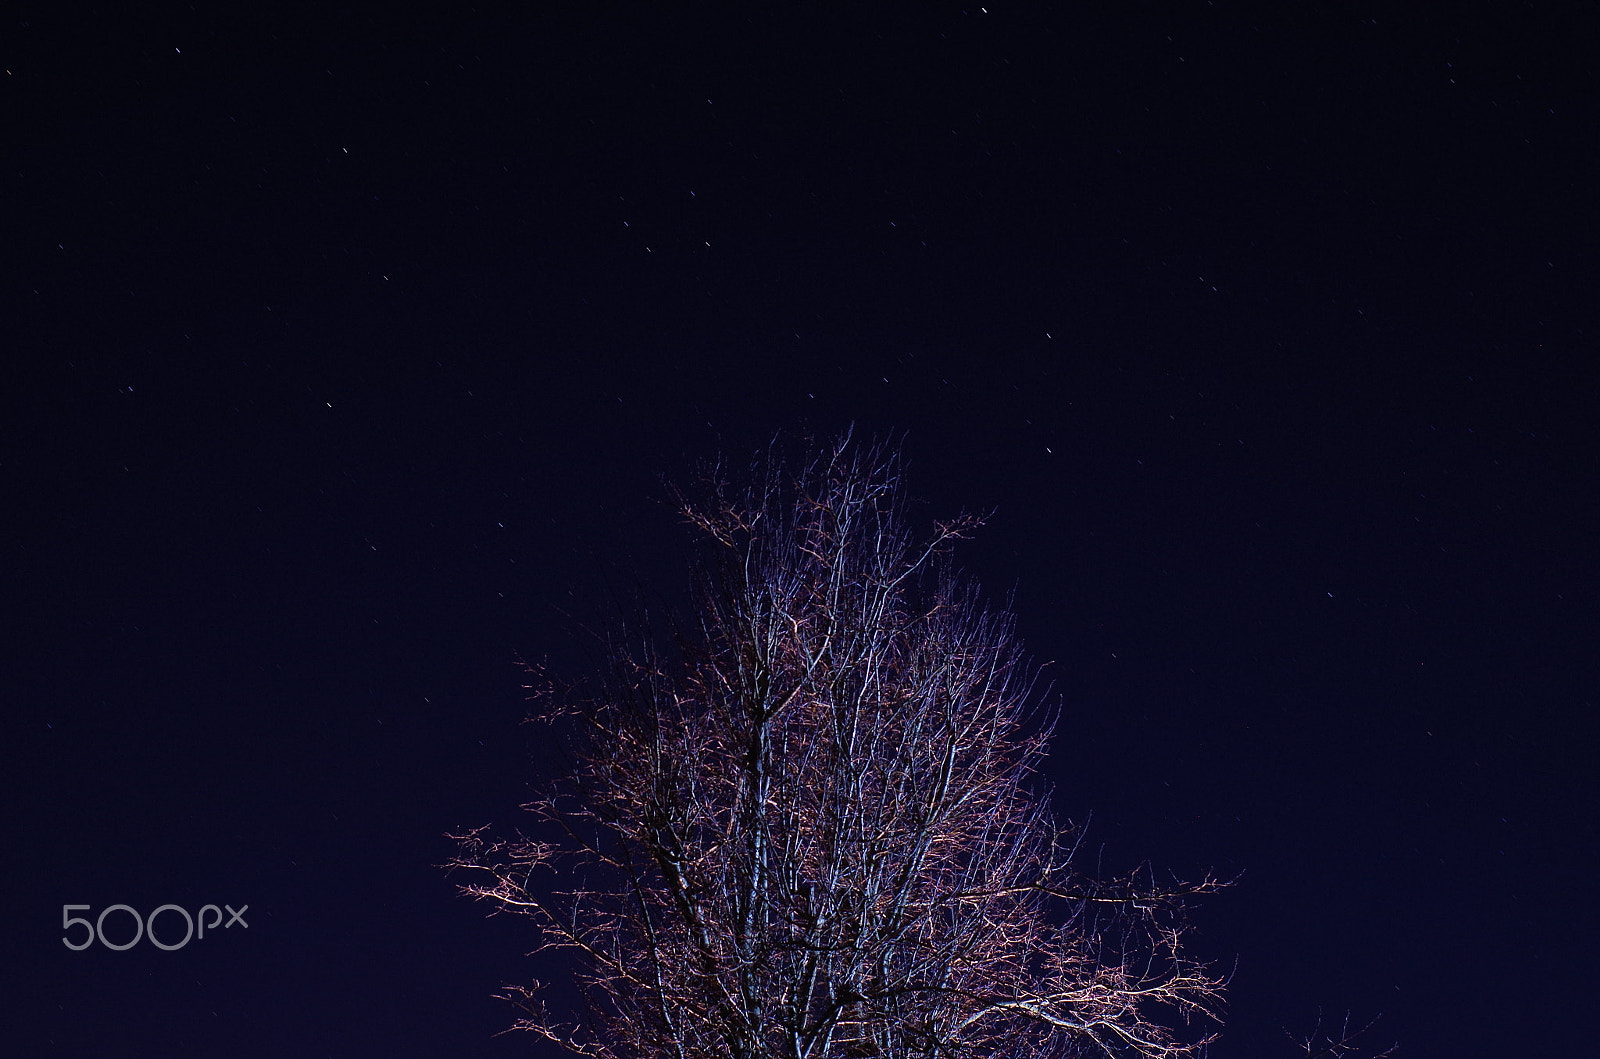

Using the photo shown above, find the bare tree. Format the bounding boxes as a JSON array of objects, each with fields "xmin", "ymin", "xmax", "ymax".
[{"xmin": 448, "ymin": 435, "xmax": 1227, "ymax": 1059}]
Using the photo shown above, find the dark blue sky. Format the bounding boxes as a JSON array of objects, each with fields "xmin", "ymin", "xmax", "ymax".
[{"xmin": 3, "ymin": 2, "xmax": 1595, "ymax": 1056}]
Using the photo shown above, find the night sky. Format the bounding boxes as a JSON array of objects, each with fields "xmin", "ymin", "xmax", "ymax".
[{"xmin": 3, "ymin": 3, "xmax": 1595, "ymax": 1056}]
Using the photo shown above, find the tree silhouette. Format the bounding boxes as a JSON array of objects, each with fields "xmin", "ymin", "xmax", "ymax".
[{"xmin": 448, "ymin": 435, "xmax": 1227, "ymax": 1059}]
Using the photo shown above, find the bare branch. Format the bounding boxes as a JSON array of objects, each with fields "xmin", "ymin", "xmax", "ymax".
[{"xmin": 1285, "ymin": 1011, "xmax": 1398, "ymax": 1059}]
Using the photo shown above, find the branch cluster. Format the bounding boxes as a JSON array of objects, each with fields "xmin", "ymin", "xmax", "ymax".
[{"xmin": 448, "ymin": 437, "xmax": 1225, "ymax": 1059}]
